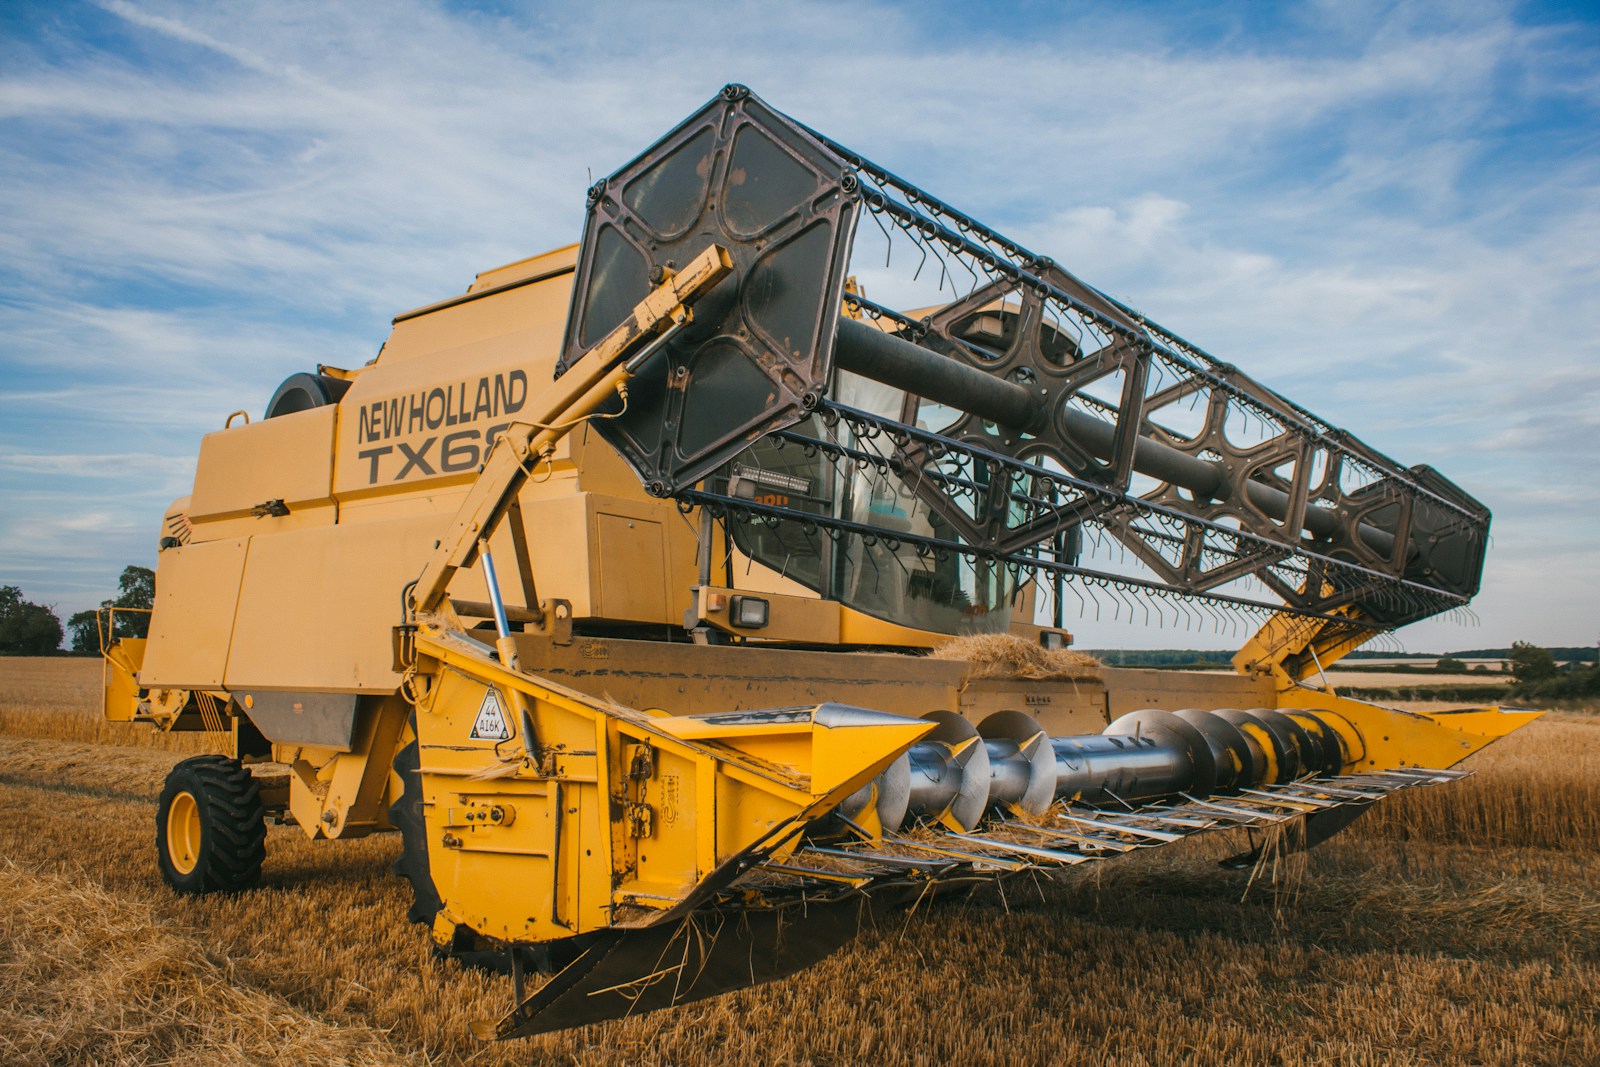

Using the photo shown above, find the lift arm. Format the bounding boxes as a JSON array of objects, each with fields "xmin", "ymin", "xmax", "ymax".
[{"xmin": 408, "ymin": 243, "xmax": 733, "ymax": 619}]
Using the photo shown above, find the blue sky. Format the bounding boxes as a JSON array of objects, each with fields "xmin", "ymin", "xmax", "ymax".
[{"xmin": 1, "ymin": 0, "xmax": 1595, "ymax": 651}]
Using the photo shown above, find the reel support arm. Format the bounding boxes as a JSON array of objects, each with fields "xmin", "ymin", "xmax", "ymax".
[{"xmin": 409, "ymin": 244, "xmax": 733, "ymax": 619}]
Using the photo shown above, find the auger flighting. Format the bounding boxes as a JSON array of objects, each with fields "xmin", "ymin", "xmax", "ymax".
[{"xmin": 837, "ymin": 704, "xmax": 1363, "ymax": 838}]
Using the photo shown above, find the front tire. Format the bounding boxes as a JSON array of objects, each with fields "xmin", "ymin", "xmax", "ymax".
[
  {"xmin": 390, "ymin": 720, "xmax": 501, "ymax": 967},
  {"xmin": 156, "ymin": 755, "xmax": 267, "ymax": 893},
  {"xmin": 390, "ymin": 719, "xmax": 444, "ymax": 925}
]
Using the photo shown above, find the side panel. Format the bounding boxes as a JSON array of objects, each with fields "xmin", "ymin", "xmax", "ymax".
[
  {"xmin": 223, "ymin": 514, "xmax": 443, "ymax": 693},
  {"xmin": 331, "ymin": 263, "xmax": 576, "ymax": 512},
  {"xmin": 379, "ymin": 256, "xmax": 574, "ymax": 368},
  {"xmin": 595, "ymin": 513, "xmax": 669, "ymax": 622},
  {"xmin": 513, "ymin": 634, "xmax": 964, "ymax": 718},
  {"xmin": 1100, "ymin": 666, "xmax": 1274, "ymax": 717},
  {"xmin": 957, "ymin": 680, "xmax": 1109, "ymax": 735},
  {"xmin": 188, "ymin": 405, "xmax": 338, "ymax": 540},
  {"xmin": 139, "ymin": 537, "xmax": 250, "ymax": 691},
  {"xmin": 515, "ymin": 493, "xmax": 596, "ymax": 618},
  {"xmin": 330, "ymin": 331, "xmax": 544, "ymax": 510},
  {"xmin": 102, "ymin": 637, "xmax": 146, "ymax": 721}
]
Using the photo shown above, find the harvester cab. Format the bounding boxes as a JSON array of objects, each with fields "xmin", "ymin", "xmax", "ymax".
[{"xmin": 101, "ymin": 84, "xmax": 1536, "ymax": 1039}]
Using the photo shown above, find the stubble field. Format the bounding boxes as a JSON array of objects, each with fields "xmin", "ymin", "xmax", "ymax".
[{"xmin": 1, "ymin": 657, "xmax": 1596, "ymax": 1066}]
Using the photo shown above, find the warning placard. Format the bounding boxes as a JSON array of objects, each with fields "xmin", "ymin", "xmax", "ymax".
[{"xmin": 470, "ymin": 688, "xmax": 512, "ymax": 741}]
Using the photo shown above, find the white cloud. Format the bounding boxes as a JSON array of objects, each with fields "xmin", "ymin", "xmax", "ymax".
[
  {"xmin": 0, "ymin": 0, "xmax": 1595, "ymax": 647},
  {"xmin": 0, "ymin": 451, "xmax": 193, "ymax": 480}
]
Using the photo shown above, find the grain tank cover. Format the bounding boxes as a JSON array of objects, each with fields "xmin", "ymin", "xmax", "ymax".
[{"xmin": 557, "ymin": 84, "xmax": 858, "ymax": 495}]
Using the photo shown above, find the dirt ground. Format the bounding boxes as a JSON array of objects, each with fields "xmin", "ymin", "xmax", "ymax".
[{"xmin": 1, "ymin": 657, "xmax": 1595, "ymax": 1066}]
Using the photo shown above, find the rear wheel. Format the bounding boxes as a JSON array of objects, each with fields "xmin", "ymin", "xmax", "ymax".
[{"xmin": 156, "ymin": 755, "xmax": 266, "ymax": 893}]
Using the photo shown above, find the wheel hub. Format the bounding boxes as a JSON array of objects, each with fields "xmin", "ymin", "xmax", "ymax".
[{"xmin": 166, "ymin": 789, "xmax": 202, "ymax": 875}]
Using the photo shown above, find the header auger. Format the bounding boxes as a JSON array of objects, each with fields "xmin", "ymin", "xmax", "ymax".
[{"xmin": 100, "ymin": 85, "xmax": 1534, "ymax": 1039}]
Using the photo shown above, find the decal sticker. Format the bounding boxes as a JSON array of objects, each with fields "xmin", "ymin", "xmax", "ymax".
[
  {"xmin": 470, "ymin": 687, "xmax": 512, "ymax": 741},
  {"xmin": 353, "ymin": 370, "xmax": 528, "ymax": 484}
]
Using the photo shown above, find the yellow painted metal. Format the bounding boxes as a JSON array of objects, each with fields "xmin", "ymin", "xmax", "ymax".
[
  {"xmin": 1233, "ymin": 717, "xmax": 1282, "ymax": 781},
  {"xmin": 1277, "ymin": 688, "xmax": 1539, "ymax": 772},
  {"xmin": 188, "ymin": 404, "xmax": 338, "ymax": 539},
  {"xmin": 498, "ymin": 630, "xmax": 1115, "ymax": 737},
  {"xmin": 1308, "ymin": 708, "xmax": 1366, "ymax": 766},
  {"xmin": 223, "ymin": 514, "xmax": 442, "ymax": 693},
  {"xmin": 837, "ymin": 603, "xmax": 953, "ymax": 649},
  {"xmin": 1102, "ymin": 665, "xmax": 1272, "ymax": 719},
  {"xmin": 1279, "ymin": 709, "xmax": 1358, "ymax": 767},
  {"xmin": 140, "ymin": 537, "xmax": 250, "ymax": 692},
  {"xmin": 1411, "ymin": 705, "xmax": 1545, "ymax": 738},
  {"xmin": 465, "ymin": 244, "xmax": 581, "ymax": 296},
  {"xmin": 166, "ymin": 791, "xmax": 202, "ymax": 876},
  {"xmin": 1234, "ymin": 604, "xmax": 1373, "ymax": 686},
  {"xmin": 275, "ymin": 698, "xmax": 410, "ymax": 840},
  {"xmin": 143, "ymin": 687, "xmax": 189, "ymax": 728},
  {"xmin": 692, "ymin": 584, "xmax": 959, "ymax": 649},
  {"xmin": 411, "ymin": 243, "xmax": 735, "ymax": 617},
  {"xmin": 408, "ymin": 626, "xmax": 931, "ymax": 944},
  {"xmin": 285, "ymin": 751, "xmax": 332, "ymax": 837},
  {"xmin": 376, "ymin": 245, "xmax": 577, "ymax": 370},
  {"xmin": 651, "ymin": 705, "xmax": 924, "ymax": 787},
  {"xmin": 101, "ymin": 633, "xmax": 145, "ymax": 726}
]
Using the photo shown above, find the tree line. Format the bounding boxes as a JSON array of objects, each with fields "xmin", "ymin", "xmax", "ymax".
[
  {"xmin": 4, "ymin": 569, "xmax": 1596, "ymax": 707},
  {"xmin": 1504, "ymin": 640, "xmax": 1600, "ymax": 701},
  {"xmin": 0, "ymin": 566, "xmax": 154, "ymax": 655}
]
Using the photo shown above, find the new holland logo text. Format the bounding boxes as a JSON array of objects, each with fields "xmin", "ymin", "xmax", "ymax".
[{"xmin": 355, "ymin": 370, "xmax": 528, "ymax": 484}]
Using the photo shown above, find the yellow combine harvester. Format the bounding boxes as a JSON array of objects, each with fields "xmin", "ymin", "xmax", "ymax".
[{"xmin": 100, "ymin": 85, "xmax": 1534, "ymax": 1038}]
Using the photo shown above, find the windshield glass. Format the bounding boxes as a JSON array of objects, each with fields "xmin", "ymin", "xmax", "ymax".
[{"xmin": 720, "ymin": 368, "xmax": 1016, "ymax": 636}]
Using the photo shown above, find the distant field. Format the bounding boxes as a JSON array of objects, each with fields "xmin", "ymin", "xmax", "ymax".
[
  {"xmin": 1195, "ymin": 667, "xmax": 1509, "ymax": 690},
  {"xmin": 1322, "ymin": 670, "xmax": 1502, "ymax": 688},
  {"xmin": 1, "ymin": 658, "xmax": 1596, "ymax": 1066},
  {"xmin": 1340, "ymin": 658, "xmax": 1510, "ymax": 669}
]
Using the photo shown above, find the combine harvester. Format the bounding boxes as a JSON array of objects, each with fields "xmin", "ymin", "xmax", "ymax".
[{"xmin": 100, "ymin": 86, "xmax": 1534, "ymax": 1038}]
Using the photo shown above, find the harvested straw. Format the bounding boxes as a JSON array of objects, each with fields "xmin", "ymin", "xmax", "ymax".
[
  {"xmin": 7, "ymin": 660, "xmax": 1599, "ymax": 1067},
  {"xmin": 0, "ymin": 860, "xmax": 406, "ymax": 1067},
  {"xmin": 929, "ymin": 633, "xmax": 1102, "ymax": 681}
]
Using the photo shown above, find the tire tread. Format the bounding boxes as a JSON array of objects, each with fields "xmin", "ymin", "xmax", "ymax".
[{"xmin": 156, "ymin": 755, "xmax": 267, "ymax": 894}]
